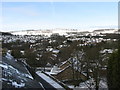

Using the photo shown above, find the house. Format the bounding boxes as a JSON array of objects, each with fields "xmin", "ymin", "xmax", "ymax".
[
  {"xmin": 100, "ymin": 49, "xmax": 113, "ymax": 54},
  {"xmin": 50, "ymin": 60, "xmax": 87, "ymax": 81},
  {"xmin": 52, "ymin": 49, "xmax": 60, "ymax": 54}
]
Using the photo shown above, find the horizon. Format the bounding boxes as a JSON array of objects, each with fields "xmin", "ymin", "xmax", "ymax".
[
  {"xmin": 2, "ymin": 27, "xmax": 118, "ymax": 33},
  {"xmin": 2, "ymin": 2, "xmax": 118, "ymax": 32}
]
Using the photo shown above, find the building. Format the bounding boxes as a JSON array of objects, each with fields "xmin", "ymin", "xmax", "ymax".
[{"xmin": 50, "ymin": 60, "xmax": 87, "ymax": 81}]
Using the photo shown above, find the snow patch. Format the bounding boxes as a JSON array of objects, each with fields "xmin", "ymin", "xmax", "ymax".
[
  {"xmin": 5, "ymin": 52, "xmax": 13, "ymax": 60},
  {"xmin": 1, "ymin": 78, "xmax": 8, "ymax": 81},
  {"xmin": 78, "ymin": 78, "xmax": 108, "ymax": 89},
  {"xmin": 24, "ymin": 74, "xmax": 34, "ymax": 80},
  {"xmin": 12, "ymin": 81, "xmax": 25, "ymax": 88},
  {"xmin": 0, "ymin": 64, "xmax": 8, "ymax": 69},
  {"xmin": 8, "ymin": 65, "xmax": 20, "ymax": 74},
  {"xmin": 50, "ymin": 65, "xmax": 60, "ymax": 75}
]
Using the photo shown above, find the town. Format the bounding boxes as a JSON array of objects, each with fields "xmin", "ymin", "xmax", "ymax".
[{"xmin": 1, "ymin": 28, "xmax": 120, "ymax": 89}]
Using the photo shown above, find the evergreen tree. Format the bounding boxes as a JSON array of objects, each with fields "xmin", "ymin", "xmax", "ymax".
[
  {"xmin": 107, "ymin": 40, "xmax": 120, "ymax": 89},
  {"xmin": 24, "ymin": 49, "xmax": 37, "ymax": 67},
  {"xmin": 11, "ymin": 49, "xmax": 22, "ymax": 59}
]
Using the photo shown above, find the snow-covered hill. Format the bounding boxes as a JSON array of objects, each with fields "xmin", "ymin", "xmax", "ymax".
[
  {"xmin": 9, "ymin": 28, "xmax": 118, "ymax": 36},
  {"xmin": 93, "ymin": 29, "xmax": 118, "ymax": 35},
  {"xmin": 10, "ymin": 29, "xmax": 77, "ymax": 36}
]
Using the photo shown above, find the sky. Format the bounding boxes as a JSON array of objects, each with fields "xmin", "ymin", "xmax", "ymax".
[{"xmin": 1, "ymin": 2, "xmax": 118, "ymax": 31}]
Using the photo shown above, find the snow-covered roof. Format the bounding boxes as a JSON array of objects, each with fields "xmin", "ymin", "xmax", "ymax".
[
  {"xmin": 50, "ymin": 65, "xmax": 61, "ymax": 75},
  {"xmin": 100, "ymin": 49, "xmax": 113, "ymax": 54},
  {"xmin": 36, "ymin": 71, "xmax": 65, "ymax": 89},
  {"xmin": 59, "ymin": 60, "xmax": 70, "ymax": 67},
  {"xmin": 52, "ymin": 49, "xmax": 60, "ymax": 54}
]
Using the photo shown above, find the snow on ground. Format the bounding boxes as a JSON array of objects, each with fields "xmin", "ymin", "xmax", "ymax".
[
  {"xmin": 1, "ymin": 55, "xmax": 43, "ymax": 88},
  {"xmin": 79, "ymin": 78, "xmax": 95, "ymax": 89},
  {"xmin": 5, "ymin": 52, "xmax": 13, "ymax": 60},
  {"xmin": 12, "ymin": 81, "xmax": 25, "ymax": 88},
  {"xmin": 4, "ymin": 53, "xmax": 34, "ymax": 80},
  {"xmin": 99, "ymin": 79, "xmax": 108, "ymax": 89},
  {"xmin": 67, "ymin": 78, "xmax": 108, "ymax": 90},
  {"xmin": 80, "ymin": 78, "xmax": 108, "ymax": 89},
  {"xmin": 24, "ymin": 74, "xmax": 33, "ymax": 80},
  {"xmin": 23, "ymin": 64, "xmax": 34, "ymax": 80},
  {"xmin": 36, "ymin": 71, "xmax": 64, "ymax": 89},
  {"xmin": 0, "ymin": 61, "xmax": 33, "ymax": 80},
  {"xmin": 50, "ymin": 65, "xmax": 61, "ymax": 75},
  {"xmin": 10, "ymin": 64, "xmax": 33, "ymax": 80},
  {"xmin": 0, "ymin": 78, "xmax": 8, "ymax": 82},
  {"xmin": 1, "ymin": 63, "xmax": 33, "ymax": 84},
  {"xmin": 0, "ymin": 63, "xmax": 8, "ymax": 69}
]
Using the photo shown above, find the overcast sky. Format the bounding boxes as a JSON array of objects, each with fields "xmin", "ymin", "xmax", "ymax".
[{"xmin": 2, "ymin": 2, "xmax": 118, "ymax": 31}]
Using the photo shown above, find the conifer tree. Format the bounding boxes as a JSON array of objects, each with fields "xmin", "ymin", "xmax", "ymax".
[{"xmin": 107, "ymin": 40, "xmax": 120, "ymax": 89}]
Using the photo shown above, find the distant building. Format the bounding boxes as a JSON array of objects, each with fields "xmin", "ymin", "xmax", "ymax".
[
  {"xmin": 100, "ymin": 49, "xmax": 113, "ymax": 54},
  {"xmin": 52, "ymin": 49, "xmax": 60, "ymax": 54}
]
